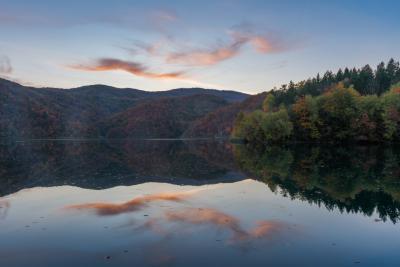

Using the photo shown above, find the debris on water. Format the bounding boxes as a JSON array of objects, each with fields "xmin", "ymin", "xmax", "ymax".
[
  {"xmin": 354, "ymin": 260, "xmax": 361, "ymax": 264},
  {"xmin": 216, "ymin": 239, "xmax": 222, "ymax": 242},
  {"xmin": 144, "ymin": 214, "xmax": 149, "ymax": 216},
  {"xmin": 124, "ymin": 250, "xmax": 129, "ymax": 253},
  {"xmin": 104, "ymin": 226, "xmax": 109, "ymax": 229},
  {"xmin": 105, "ymin": 256, "xmax": 111, "ymax": 260}
]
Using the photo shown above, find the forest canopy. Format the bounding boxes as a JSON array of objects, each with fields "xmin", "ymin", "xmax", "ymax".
[{"xmin": 233, "ymin": 59, "xmax": 400, "ymax": 144}]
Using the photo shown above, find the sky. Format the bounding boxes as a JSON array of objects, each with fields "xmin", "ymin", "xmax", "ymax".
[{"xmin": 0, "ymin": 0, "xmax": 399, "ymax": 94}]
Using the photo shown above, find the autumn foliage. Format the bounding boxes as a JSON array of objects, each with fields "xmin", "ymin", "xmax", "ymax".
[{"xmin": 233, "ymin": 82, "xmax": 400, "ymax": 144}]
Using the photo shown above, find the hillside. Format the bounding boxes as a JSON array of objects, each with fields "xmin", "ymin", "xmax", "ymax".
[
  {"xmin": 183, "ymin": 92, "xmax": 267, "ymax": 138},
  {"xmin": 0, "ymin": 78, "xmax": 248, "ymax": 139},
  {"xmin": 95, "ymin": 94, "xmax": 229, "ymax": 138}
]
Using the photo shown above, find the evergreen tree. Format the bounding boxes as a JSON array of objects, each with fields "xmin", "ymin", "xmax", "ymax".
[
  {"xmin": 355, "ymin": 65, "xmax": 375, "ymax": 95},
  {"xmin": 375, "ymin": 62, "xmax": 390, "ymax": 95}
]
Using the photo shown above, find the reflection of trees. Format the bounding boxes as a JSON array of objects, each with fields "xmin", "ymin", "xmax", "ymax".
[{"xmin": 234, "ymin": 144, "xmax": 400, "ymax": 223}]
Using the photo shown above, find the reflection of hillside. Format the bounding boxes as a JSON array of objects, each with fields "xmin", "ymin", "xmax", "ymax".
[
  {"xmin": 185, "ymin": 140, "xmax": 238, "ymax": 171},
  {"xmin": 234, "ymin": 144, "xmax": 400, "ymax": 223},
  {"xmin": 0, "ymin": 140, "xmax": 244, "ymax": 196}
]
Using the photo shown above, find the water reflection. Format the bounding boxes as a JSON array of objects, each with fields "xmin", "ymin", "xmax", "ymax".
[
  {"xmin": 1, "ymin": 139, "xmax": 400, "ymax": 266},
  {"xmin": 0, "ymin": 140, "xmax": 243, "ymax": 196},
  {"xmin": 1, "ymin": 139, "xmax": 400, "ymax": 223},
  {"xmin": 235, "ymin": 144, "xmax": 400, "ymax": 223},
  {"xmin": 154, "ymin": 207, "xmax": 286, "ymax": 243},
  {"xmin": 0, "ymin": 200, "xmax": 9, "ymax": 219},
  {"xmin": 66, "ymin": 191, "xmax": 194, "ymax": 216}
]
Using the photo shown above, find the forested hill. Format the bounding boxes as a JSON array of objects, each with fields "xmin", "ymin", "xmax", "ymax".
[
  {"xmin": 0, "ymin": 78, "xmax": 248, "ymax": 139},
  {"xmin": 233, "ymin": 58, "xmax": 400, "ymax": 144}
]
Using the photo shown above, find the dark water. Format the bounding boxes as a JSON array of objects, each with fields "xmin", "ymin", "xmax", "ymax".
[{"xmin": 0, "ymin": 140, "xmax": 399, "ymax": 266}]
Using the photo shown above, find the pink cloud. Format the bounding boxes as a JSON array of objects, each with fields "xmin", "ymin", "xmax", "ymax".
[
  {"xmin": 69, "ymin": 58, "xmax": 185, "ymax": 80},
  {"xmin": 164, "ymin": 30, "xmax": 289, "ymax": 66}
]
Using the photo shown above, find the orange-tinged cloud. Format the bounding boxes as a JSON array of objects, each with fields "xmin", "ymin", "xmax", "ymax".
[
  {"xmin": 165, "ymin": 31, "xmax": 288, "ymax": 66},
  {"xmin": 166, "ymin": 36, "xmax": 247, "ymax": 66},
  {"xmin": 70, "ymin": 57, "xmax": 225, "ymax": 88},
  {"xmin": 65, "ymin": 192, "xmax": 192, "ymax": 216},
  {"xmin": 70, "ymin": 58, "xmax": 185, "ymax": 80},
  {"xmin": 249, "ymin": 35, "xmax": 288, "ymax": 54},
  {"xmin": 166, "ymin": 39, "xmax": 245, "ymax": 66}
]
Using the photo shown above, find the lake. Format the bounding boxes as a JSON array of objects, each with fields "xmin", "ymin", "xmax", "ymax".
[{"xmin": 0, "ymin": 140, "xmax": 399, "ymax": 266}]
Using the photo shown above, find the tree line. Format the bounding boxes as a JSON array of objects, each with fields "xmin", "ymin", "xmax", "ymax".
[{"xmin": 233, "ymin": 59, "xmax": 400, "ymax": 144}]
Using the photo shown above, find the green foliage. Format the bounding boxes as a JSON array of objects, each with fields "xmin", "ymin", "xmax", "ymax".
[
  {"xmin": 232, "ymin": 110, "xmax": 266, "ymax": 143},
  {"xmin": 292, "ymin": 95, "xmax": 321, "ymax": 140},
  {"xmin": 232, "ymin": 107, "xmax": 292, "ymax": 144},
  {"xmin": 260, "ymin": 107, "xmax": 293, "ymax": 142},
  {"xmin": 381, "ymin": 88, "xmax": 400, "ymax": 141},
  {"xmin": 319, "ymin": 84, "xmax": 361, "ymax": 140},
  {"xmin": 262, "ymin": 94, "xmax": 276, "ymax": 112},
  {"xmin": 234, "ymin": 82, "xmax": 400, "ymax": 144}
]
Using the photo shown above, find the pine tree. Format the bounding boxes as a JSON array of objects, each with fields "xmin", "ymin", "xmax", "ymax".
[{"xmin": 375, "ymin": 62, "xmax": 390, "ymax": 95}]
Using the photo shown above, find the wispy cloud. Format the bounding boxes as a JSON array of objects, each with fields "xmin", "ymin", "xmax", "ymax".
[
  {"xmin": 0, "ymin": 56, "xmax": 12, "ymax": 74},
  {"xmin": 69, "ymin": 58, "xmax": 185, "ymax": 80},
  {"xmin": 69, "ymin": 57, "xmax": 225, "ymax": 88},
  {"xmin": 123, "ymin": 37, "xmax": 172, "ymax": 57},
  {"xmin": 166, "ymin": 36, "xmax": 247, "ymax": 66},
  {"xmin": 164, "ymin": 30, "xmax": 289, "ymax": 66}
]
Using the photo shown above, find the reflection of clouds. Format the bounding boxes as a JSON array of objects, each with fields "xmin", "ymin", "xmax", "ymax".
[
  {"xmin": 135, "ymin": 207, "xmax": 287, "ymax": 245},
  {"xmin": 0, "ymin": 200, "xmax": 10, "ymax": 219},
  {"xmin": 65, "ymin": 191, "xmax": 194, "ymax": 216},
  {"xmin": 249, "ymin": 220, "xmax": 284, "ymax": 239},
  {"xmin": 166, "ymin": 208, "xmax": 247, "ymax": 241},
  {"xmin": 165, "ymin": 208, "xmax": 285, "ymax": 243},
  {"xmin": 126, "ymin": 207, "xmax": 288, "ymax": 265}
]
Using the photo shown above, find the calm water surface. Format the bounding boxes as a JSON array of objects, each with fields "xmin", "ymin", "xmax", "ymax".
[{"xmin": 0, "ymin": 140, "xmax": 399, "ymax": 266}]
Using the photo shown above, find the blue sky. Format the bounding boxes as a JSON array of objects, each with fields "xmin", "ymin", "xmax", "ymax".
[{"xmin": 0, "ymin": 0, "xmax": 399, "ymax": 93}]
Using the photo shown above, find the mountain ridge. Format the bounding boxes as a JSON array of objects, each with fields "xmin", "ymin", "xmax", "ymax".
[{"xmin": 0, "ymin": 78, "xmax": 249, "ymax": 139}]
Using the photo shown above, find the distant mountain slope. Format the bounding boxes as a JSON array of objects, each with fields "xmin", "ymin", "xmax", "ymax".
[
  {"xmin": 71, "ymin": 85, "xmax": 248, "ymax": 103},
  {"xmin": 96, "ymin": 94, "xmax": 229, "ymax": 138},
  {"xmin": 150, "ymin": 88, "xmax": 248, "ymax": 103},
  {"xmin": 0, "ymin": 78, "xmax": 249, "ymax": 139},
  {"xmin": 183, "ymin": 92, "xmax": 267, "ymax": 138},
  {"xmin": 0, "ymin": 79, "xmax": 142, "ymax": 138}
]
